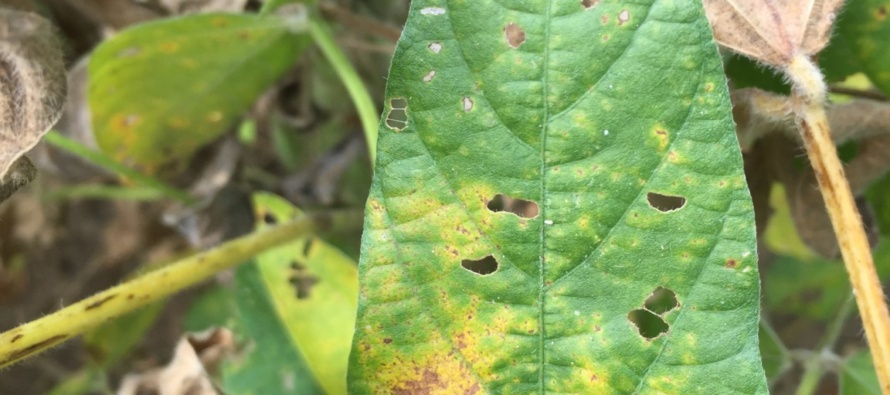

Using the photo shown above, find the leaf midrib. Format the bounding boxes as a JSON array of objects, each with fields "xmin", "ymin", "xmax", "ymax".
[{"xmin": 537, "ymin": 0, "xmax": 553, "ymax": 393}]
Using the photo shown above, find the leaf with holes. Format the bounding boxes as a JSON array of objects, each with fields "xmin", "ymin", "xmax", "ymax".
[
  {"xmin": 349, "ymin": 0, "xmax": 767, "ymax": 393},
  {"xmin": 225, "ymin": 193, "xmax": 357, "ymax": 395},
  {"xmin": 88, "ymin": 12, "xmax": 309, "ymax": 171},
  {"xmin": 829, "ymin": 0, "xmax": 890, "ymax": 95}
]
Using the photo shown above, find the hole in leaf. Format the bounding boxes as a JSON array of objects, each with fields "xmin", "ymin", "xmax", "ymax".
[
  {"xmin": 644, "ymin": 287, "xmax": 679, "ymax": 315},
  {"xmin": 646, "ymin": 192, "xmax": 686, "ymax": 212},
  {"xmin": 486, "ymin": 194, "xmax": 539, "ymax": 218},
  {"xmin": 581, "ymin": 0, "xmax": 600, "ymax": 9},
  {"xmin": 627, "ymin": 309, "xmax": 669, "ymax": 339},
  {"xmin": 618, "ymin": 9, "xmax": 630, "ymax": 25},
  {"xmin": 289, "ymin": 273, "xmax": 319, "ymax": 299},
  {"xmin": 429, "ymin": 42, "xmax": 442, "ymax": 53},
  {"xmin": 504, "ymin": 22, "xmax": 526, "ymax": 48},
  {"xmin": 461, "ymin": 255, "xmax": 499, "ymax": 275},
  {"xmin": 385, "ymin": 98, "xmax": 408, "ymax": 131},
  {"xmin": 263, "ymin": 212, "xmax": 277, "ymax": 224},
  {"xmin": 462, "ymin": 97, "xmax": 474, "ymax": 111},
  {"xmin": 420, "ymin": 7, "xmax": 446, "ymax": 15}
]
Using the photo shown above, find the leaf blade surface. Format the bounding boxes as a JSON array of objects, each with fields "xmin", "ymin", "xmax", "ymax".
[{"xmin": 350, "ymin": 1, "xmax": 767, "ymax": 393}]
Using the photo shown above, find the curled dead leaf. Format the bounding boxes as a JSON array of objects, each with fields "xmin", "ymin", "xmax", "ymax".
[
  {"xmin": 0, "ymin": 156, "xmax": 36, "ymax": 205},
  {"xmin": 0, "ymin": 9, "xmax": 67, "ymax": 180},
  {"xmin": 703, "ymin": 0, "xmax": 845, "ymax": 67},
  {"xmin": 735, "ymin": 89, "xmax": 890, "ymax": 257}
]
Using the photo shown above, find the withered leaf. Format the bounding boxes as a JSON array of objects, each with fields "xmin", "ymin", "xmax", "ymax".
[
  {"xmin": 0, "ymin": 9, "xmax": 67, "ymax": 180},
  {"xmin": 703, "ymin": 0, "xmax": 845, "ymax": 67},
  {"xmin": 734, "ymin": 88, "xmax": 890, "ymax": 257}
]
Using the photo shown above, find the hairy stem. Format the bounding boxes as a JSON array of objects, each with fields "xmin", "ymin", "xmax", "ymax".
[
  {"xmin": 0, "ymin": 210, "xmax": 362, "ymax": 369},
  {"xmin": 787, "ymin": 54, "xmax": 890, "ymax": 393}
]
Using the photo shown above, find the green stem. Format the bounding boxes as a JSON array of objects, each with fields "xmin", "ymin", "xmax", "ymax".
[
  {"xmin": 794, "ymin": 294, "xmax": 856, "ymax": 395},
  {"xmin": 43, "ymin": 131, "xmax": 195, "ymax": 204},
  {"xmin": 0, "ymin": 209, "xmax": 362, "ymax": 369},
  {"xmin": 309, "ymin": 19, "xmax": 379, "ymax": 164}
]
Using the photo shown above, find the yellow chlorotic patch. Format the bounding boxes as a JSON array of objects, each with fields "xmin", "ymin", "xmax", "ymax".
[
  {"xmin": 110, "ymin": 113, "xmax": 143, "ymax": 133},
  {"xmin": 159, "ymin": 42, "xmax": 180, "ymax": 53},
  {"xmin": 650, "ymin": 124, "xmax": 670, "ymax": 152}
]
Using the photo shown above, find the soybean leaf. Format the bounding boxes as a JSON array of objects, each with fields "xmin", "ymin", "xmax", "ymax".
[
  {"xmin": 830, "ymin": 0, "xmax": 890, "ymax": 95},
  {"xmin": 89, "ymin": 12, "xmax": 309, "ymax": 171},
  {"xmin": 841, "ymin": 351, "xmax": 882, "ymax": 395},
  {"xmin": 222, "ymin": 193, "xmax": 357, "ymax": 395},
  {"xmin": 349, "ymin": 0, "xmax": 767, "ymax": 393}
]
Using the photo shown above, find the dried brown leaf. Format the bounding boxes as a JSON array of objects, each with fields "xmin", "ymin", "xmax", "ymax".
[
  {"xmin": 0, "ymin": 9, "xmax": 66, "ymax": 179},
  {"xmin": 703, "ymin": 0, "xmax": 845, "ymax": 67},
  {"xmin": 735, "ymin": 91, "xmax": 890, "ymax": 258},
  {"xmin": 117, "ymin": 328, "xmax": 234, "ymax": 395},
  {"xmin": 0, "ymin": 156, "xmax": 35, "ymax": 205}
]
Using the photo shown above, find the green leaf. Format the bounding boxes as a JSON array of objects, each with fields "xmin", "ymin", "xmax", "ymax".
[
  {"xmin": 758, "ymin": 323, "xmax": 790, "ymax": 384},
  {"xmin": 222, "ymin": 193, "xmax": 357, "ymax": 395},
  {"xmin": 724, "ymin": 54, "xmax": 791, "ymax": 95},
  {"xmin": 831, "ymin": 0, "xmax": 890, "ymax": 95},
  {"xmin": 819, "ymin": 27, "xmax": 864, "ymax": 83},
  {"xmin": 89, "ymin": 13, "xmax": 309, "ymax": 170},
  {"xmin": 841, "ymin": 351, "xmax": 882, "ymax": 395},
  {"xmin": 349, "ymin": 0, "xmax": 767, "ymax": 393},
  {"xmin": 83, "ymin": 301, "xmax": 166, "ymax": 368},
  {"xmin": 44, "ymin": 369, "xmax": 105, "ymax": 395}
]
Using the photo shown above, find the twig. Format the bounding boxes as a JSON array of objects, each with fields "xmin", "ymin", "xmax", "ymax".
[
  {"xmin": 786, "ymin": 53, "xmax": 890, "ymax": 393},
  {"xmin": 829, "ymin": 86, "xmax": 888, "ymax": 102},
  {"xmin": 0, "ymin": 209, "xmax": 362, "ymax": 369},
  {"xmin": 794, "ymin": 294, "xmax": 856, "ymax": 395},
  {"xmin": 319, "ymin": 2, "xmax": 402, "ymax": 42}
]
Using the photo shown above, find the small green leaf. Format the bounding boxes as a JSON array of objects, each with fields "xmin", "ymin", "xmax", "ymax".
[
  {"xmin": 831, "ymin": 0, "xmax": 890, "ymax": 95},
  {"xmin": 841, "ymin": 351, "xmax": 882, "ymax": 395},
  {"xmin": 350, "ymin": 0, "xmax": 767, "ymax": 393},
  {"xmin": 89, "ymin": 13, "xmax": 309, "ymax": 170},
  {"xmin": 758, "ymin": 323, "xmax": 790, "ymax": 384}
]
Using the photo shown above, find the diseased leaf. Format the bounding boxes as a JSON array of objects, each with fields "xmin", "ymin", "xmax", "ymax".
[
  {"xmin": 350, "ymin": 1, "xmax": 767, "ymax": 393},
  {"xmin": 88, "ymin": 12, "xmax": 309, "ymax": 171},
  {"xmin": 831, "ymin": 0, "xmax": 890, "ymax": 95},
  {"xmin": 222, "ymin": 193, "xmax": 357, "ymax": 395},
  {"xmin": 223, "ymin": 260, "xmax": 324, "ymax": 395},
  {"xmin": 0, "ymin": 9, "xmax": 66, "ymax": 179}
]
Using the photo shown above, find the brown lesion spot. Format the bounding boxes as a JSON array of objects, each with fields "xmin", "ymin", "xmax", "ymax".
[
  {"xmin": 85, "ymin": 294, "xmax": 118, "ymax": 311},
  {"xmin": 504, "ymin": 22, "xmax": 526, "ymax": 48},
  {"xmin": 726, "ymin": 258, "xmax": 738, "ymax": 268}
]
